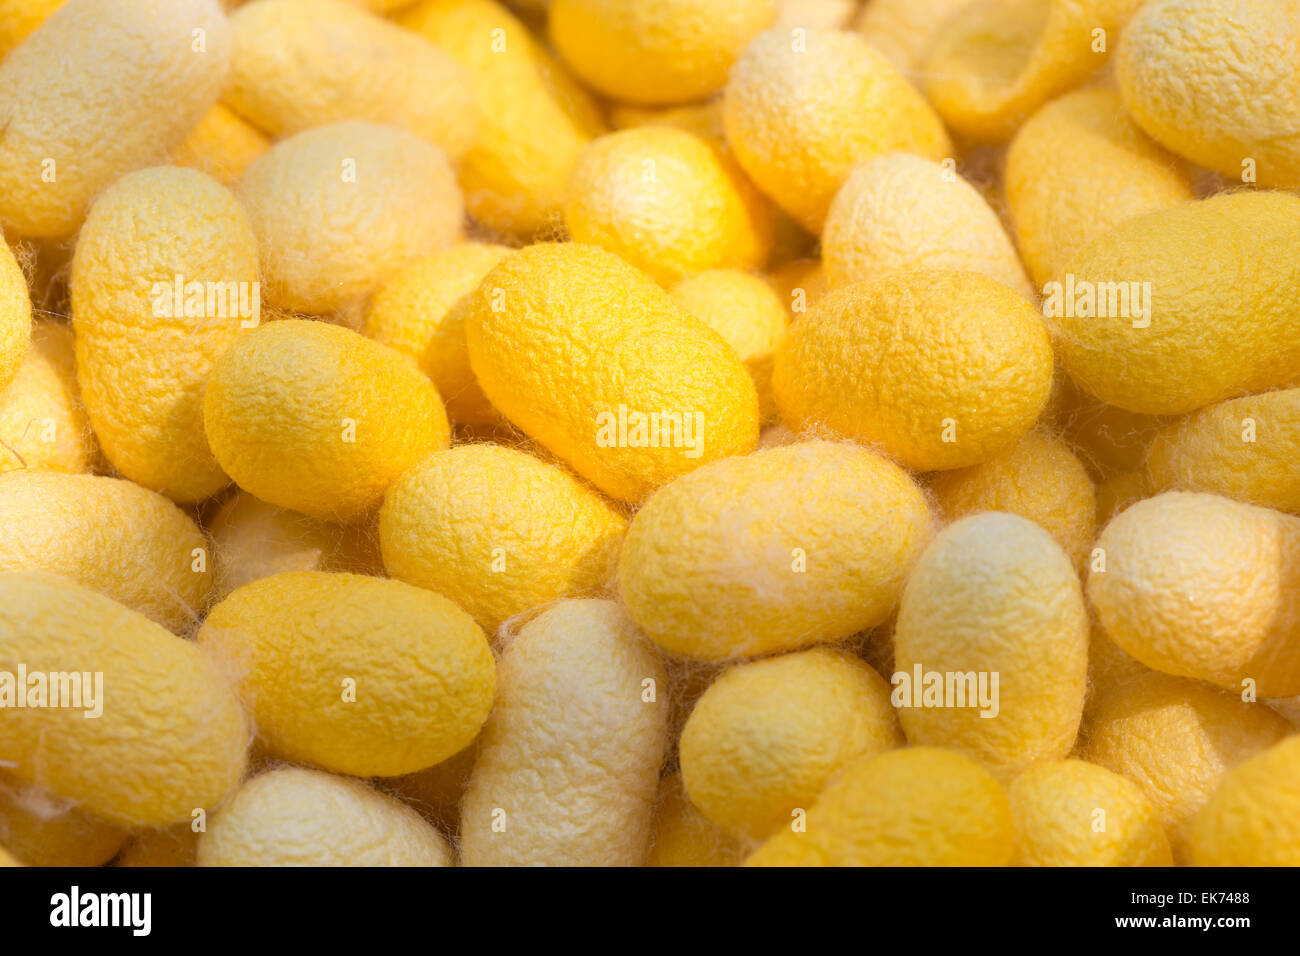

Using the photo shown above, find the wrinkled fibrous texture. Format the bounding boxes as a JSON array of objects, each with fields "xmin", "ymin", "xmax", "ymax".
[
  {"xmin": 1080, "ymin": 671, "xmax": 1291, "ymax": 862},
  {"xmin": 1088, "ymin": 492, "xmax": 1300, "ymax": 698},
  {"xmin": 0, "ymin": 471, "xmax": 212, "ymax": 632},
  {"xmin": 854, "ymin": 0, "xmax": 975, "ymax": 77},
  {"xmin": 237, "ymin": 121, "xmax": 463, "ymax": 315},
  {"xmin": 198, "ymin": 767, "xmax": 453, "ymax": 866},
  {"xmin": 465, "ymin": 243, "xmax": 759, "ymax": 503},
  {"xmin": 680, "ymin": 647, "xmax": 902, "ymax": 840},
  {"xmin": 171, "ymin": 103, "xmax": 269, "ymax": 186},
  {"xmin": 746, "ymin": 748, "xmax": 1015, "ymax": 866},
  {"xmin": 723, "ymin": 28, "xmax": 951, "ymax": 232},
  {"xmin": 0, "ymin": 0, "xmax": 66, "ymax": 58},
  {"xmin": 460, "ymin": 600, "xmax": 668, "ymax": 866},
  {"xmin": 225, "ymin": 0, "xmax": 478, "ymax": 161},
  {"xmin": 0, "ymin": 321, "xmax": 96, "ymax": 474},
  {"xmin": 0, "ymin": 572, "xmax": 249, "ymax": 826},
  {"xmin": 774, "ymin": 271, "xmax": 1054, "ymax": 471},
  {"xmin": 1048, "ymin": 191, "xmax": 1300, "ymax": 416},
  {"xmin": 116, "ymin": 825, "xmax": 200, "ymax": 868},
  {"xmin": 1193, "ymin": 737, "xmax": 1300, "ymax": 866},
  {"xmin": 198, "ymin": 571, "xmax": 495, "ymax": 778},
  {"xmin": 203, "ymin": 319, "xmax": 451, "ymax": 522},
  {"xmin": 0, "ymin": 0, "xmax": 231, "ymax": 238},
  {"xmin": 618, "ymin": 440, "xmax": 932, "ymax": 660},
  {"xmin": 646, "ymin": 773, "xmax": 747, "ymax": 867},
  {"xmin": 0, "ymin": 775, "xmax": 129, "ymax": 867},
  {"xmin": 72, "ymin": 166, "xmax": 259, "ymax": 503},
  {"xmin": 550, "ymin": 0, "xmax": 776, "ymax": 105},
  {"xmin": 0, "ymin": 241, "xmax": 30, "ymax": 393}
]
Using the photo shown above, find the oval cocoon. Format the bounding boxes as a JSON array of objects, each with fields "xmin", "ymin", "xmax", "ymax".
[
  {"xmin": 1193, "ymin": 736, "xmax": 1300, "ymax": 867},
  {"xmin": 0, "ymin": 321, "xmax": 96, "ymax": 475}
]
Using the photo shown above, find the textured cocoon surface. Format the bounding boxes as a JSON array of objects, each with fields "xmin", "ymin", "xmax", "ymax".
[
  {"xmin": 0, "ymin": 572, "xmax": 249, "ymax": 827},
  {"xmin": 72, "ymin": 166, "xmax": 259, "ymax": 503},
  {"xmin": 0, "ymin": 776, "xmax": 129, "ymax": 867},
  {"xmin": 199, "ymin": 571, "xmax": 495, "ymax": 778},
  {"xmin": 198, "ymin": 766, "xmax": 453, "ymax": 867},
  {"xmin": 894, "ymin": 513, "xmax": 1089, "ymax": 779},
  {"xmin": 1047, "ymin": 191, "xmax": 1300, "ymax": 416},
  {"xmin": 464, "ymin": 243, "xmax": 758, "ymax": 503},
  {"xmin": 0, "ymin": 240, "xmax": 29, "ymax": 394},
  {"xmin": 171, "ymin": 103, "xmax": 269, "ymax": 186},
  {"xmin": 1193, "ymin": 737, "xmax": 1300, "ymax": 867},
  {"xmin": 854, "ymin": 0, "xmax": 976, "ymax": 77},
  {"xmin": 680, "ymin": 647, "xmax": 902, "ymax": 840},
  {"xmin": 225, "ymin": 0, "xmax": 478, "ymax": 161},
  {"xmin": 822, "ymin": 152, "xmax": 1032, "ymax": 297},
  {"xmin": 774, "ymin": 270, "xmax": 1053, "ymax": 471},
  {"xmin": 203, "ymin": 319, "xmax": 450, "ymax": 523},
  {"xmin": 722, "ymin": 27, "xmax": 951, "ymax": 231},
  {"xmin": 646, "ymin": 773, "xmax": 747, "ymax": 867},
  {"xmin": 1088, "ymin": 492, "xmax": 1300, "ymax": 698},
  {"xmin": 380, "ymin": 443, "xmax": 626, "ymax": 636},
  {"xmin": 549, "ymin": 0, "xmax": 775, "ymax": 105},
  {"xmin": 237, "ymin": 121, "xmax": 463, "ymax": 315},
  {"xmin": 0, "ymin": 0, "xmax": 65, "ymax": 58},
  {"xmin": 0, "ymin": 0, "xmax": 231, "ymax": 238},
  {"xmin": 617, "ymin": 440, "xmax": 932, "ymax": 660},
  {"xmin": 0, "ymin": 471, "xmax": 211, "ymax": 633},
  {"xmin": 745, "ymin": 748, "xmax": 1014, "ymax": 866},
  {"xmin": 0, "ymin": 322, "xmax": 95, "ymax": 474},
  {"xmin": 402, "ymin": 0, "xmax": 606, "ymax": 238},
  {"xmin": 460, "ymin": 599, "xmax": 667, "ymax": 866}
]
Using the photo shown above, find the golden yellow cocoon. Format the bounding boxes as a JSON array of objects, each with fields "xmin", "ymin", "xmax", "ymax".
[
  {"xmin": 0, "ymin": 241, "xmax": 30, "ymax": 393},
  {"xmin": 380, "ymin": 444, "xmax": 626, "ymax": 636},
  {"xmin": 465, "ymin": 243, "xmax": 759, "ymax": 503},
  {"xmin": 0, "ymin": 322, "xmax": 96, "ymax": 474},
  {"xmin": 1145, "ymin": 388, "xmax": 1300, "ymax": 515},
  {"xmin": 723, "ymin": 27, "xmax": 951, "ymax": 231},
  {"xmin": 1005, "ymin": 86, "xmax": 1194, "ymax": 288},
  {"xmin": 0, "ymin": 572, "xmax": 249, "ymax": 827},
  {"xmin": 171, "ymin": 104, "xmax": 269, "ymax": 186},
  {"xmin": 401, "ymin": 0, "xmax": 606, "ymax": 238},
  {"xmin": 618, "ymin": 440, "xmax": 932, "ymax": 660},
  {"xmin": 73, "ymin": 166, "xmax": 259, "ymax": 503},
  {"xmin": 895, "ymin": 513, "xmax": 1089, "ymax": 779},
  {"xmin": 822, "ymin": 153, "xmax": 1032, "ymax": 297},
  {"xmin": 203, "ymin": 319, "xmax": 451, "ymax": 523},
  {"xmin": 116, "ymin": 826, "xmax": 200, "ymax": 868},
  {"xmin": 1193, "ymin": 737, "xmax": 1300, "ymax": 867},
  {"xmin": 0, "ymin": 0, "xmax": 231, "ymax": 239},
  {"xmin": 0, "ymin": 472, "xmax": 212, "ymax": 633},
  {"xmin": 1088, "ymin": 492, "xmax": 1300, "ymax": 698},
  {"xmin": 1080, "ymin": 671, "xmax": 1291, "ymax": 862},
  {"xmin": 1118, "ymin": 0, "xmax": 1300, "ymax": 188},
  {"xmin": 1048, "ymin": 191, "xmax": 1300, "ymax": 416},
  {"xmin": 0, "ymin": 777, "xmax": 129, "ymax": 867},
  {"xmin": 774, "ymin": 271, "xmax": 1054, "ymax": 471},
  {"xmin": 854, "ymin": 0, "xmax": 975, "ymax": 77},
  {"xmin": 199, "ymin": 571, "xmax": 495, "ymax": 778},
  {"xmin": 922, "ymin": 0, "xmax": 1143, "ymax": 142},
  {"xmin": 237, "ymin": 121, "xmax": 463, "ymax": 315},
  {"xmin": 362, "ymin": 243, "xmax": 510, "ymax": 428},
  {"xmin": 566, "ymin": 128, "xmax": 773, "ymax": 286},
  {"xmin": 1009, "ymin": 760, "xmax": 1172, "ymax": 867},
  {"xmin": 680, "ymin": 648, "xmax": 902, "ymax": 840},
  {"xmin": 0, "ymin": 0, "xmax": 65, "ymax": 58},
  {"xmin": 929, "ymin": 428, "xmax": 1097, "ymax": 568},
  {"xmin": 746, "ymin": 748, "xmax": 1014, "ymax": 866},
  {"xmin": 225, "ymin": 0, "xmax": 477, "ymax": 161},
  {"xmin": 460, "ymin": 599, "xmax": 668, "ymax": 866},
  {"xmin": 550, "ymin": 0, "xmax": 775, "ymax": 106},
  {"xmin": 646, "ymin": 773, "xmax": 747, "ymax": 868},
  {"xmin": 198, "ymin": 767, "xmax": 453, "ymax": 867}
]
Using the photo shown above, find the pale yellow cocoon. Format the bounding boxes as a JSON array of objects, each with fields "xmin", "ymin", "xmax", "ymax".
[
  {"xmin": 0, "ymin": 0, "xmax": 231, "ymax": 238},
  {"xmin": 0, "ymin": 322, "xmax": 95, "ymax": 474},
  {"xmin": 0, "ymin": 0, "xmax": 65, "ymax": 58},
  {"xmin": 1009, "ymin": 760, "xmax": 1172, "ymax": 867},
  {"xmin": 723, "ymin": 27, "xmax": 951, "ymax": 231},
  {"xmin": 72, "ymin": 166, "xmax": 259, "ymax": 503},
  {"xmin": 1005, "ymin": 86, "xmax": 1194, "ymax": 288},
  {"xmin": 0, "ymin": 572, "xmax": 249, "ymax": 826},
  {"xmin": 646, "ymin": 773, "xmax": 747, "ymax": 868},
  {"xmin": 237, "ymin": 121, "xmax": 463, "ymax": 315},
  {"xmin": 199, "ymin": 767, "xmax": 453, "ymax": 867},
  {"xmin": 0, "ymin": 240, "xmax": 29, "ymax": 394},
  {"xmin": 0, "ymin": 776, "xmax": 129, "ymax": 867},
  {"xmin": 618, "ymin": 440, "xmax": 932, "ymax": 660},
  {"xmin": 854, "ymin": 0, "xmax": 974, "ymax": 77},
  {"xmin": 1193, "ymin": 737, "xmax": 1300, "ymax": 866},
  {"xmin": 0, "ymin": 471, "xmax": 212, "ymax": 633},
  {"xmin": 116, "ymin": 826, "xmax": 200, "ymax": 868},
  {"xmin": 774, "ymin": 271, "xmax": 1054, "ymax": 471},
  {"xmin": 460, "ymin": 599, "xmax": 668, "ymax": 866},
  {"xmin": 203, "ymin": 319, "xmax": 451, "ymax": 523},
  {"xmin": 746, "ymin": 748, "xmax": 1015, "ymax": 866},
  {"xmin": 822, "ymin": 153, "xmax": 1032, "ymax": 297},
  {"xmin": 680, "ymin": 648, "xmax": 902, "ymax": 840},
  {"xmin": 1088, "ymin": 492, "xmax": 1300, "ymax": 698},
  {"xmin": 550, "ymin": 0, "xmax": 776, "ymax": 106},
  {"xmin": 199, "ymin": 571, "xmax": 495, "ymax": 778},
  {"xmin": 171, "ymin": 103, "xmax": 269, "ymax": 186}
]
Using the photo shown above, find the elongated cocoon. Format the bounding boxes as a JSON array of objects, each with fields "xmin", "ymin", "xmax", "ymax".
[
  {"xmin": 0, "ymin": 0, "xmax": 231, "ymax": 238},
  {"xmin": 0, "ymin": 240, "xmax": 29, "ymax": 393},
  {"xmin": 0, "ymin": 572, "xmax": 249, "ymax": 826},
  {"xmin": 0, "ymin": 322, "xmax": 96, "ymax": 474},
  {"xmin": 460, "ymin": 599, "xmax": 668, "ymax": 866}
]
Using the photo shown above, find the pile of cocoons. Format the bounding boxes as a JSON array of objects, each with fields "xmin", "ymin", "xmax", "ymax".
[{"xmin": 3, "ymin": 0, "xmax": 1300, "ymax": 869}]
